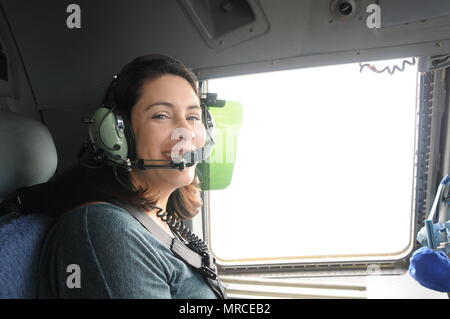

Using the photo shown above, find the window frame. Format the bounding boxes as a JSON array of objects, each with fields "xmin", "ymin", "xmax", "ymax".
[{"xmin": 197, "ymin": 61, "xmax": 450, "ymax": 276}]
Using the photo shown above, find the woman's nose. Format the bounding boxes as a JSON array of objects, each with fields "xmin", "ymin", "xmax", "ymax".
[
  {"xmin": 175, "ymin": 118, "xmax": 196, "ymax": 139},
  {"xmin": 176, "ymin": 131, "xmax": 195, "ymax": 140},
  {"xmin": 173, "ymin": 124, "xmax": 196, "ymax": 143}
]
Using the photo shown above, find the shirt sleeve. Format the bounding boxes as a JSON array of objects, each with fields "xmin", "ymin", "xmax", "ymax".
[{"xmin": 38, "ymin": 204, "xmax": 174, "ymax": 298}]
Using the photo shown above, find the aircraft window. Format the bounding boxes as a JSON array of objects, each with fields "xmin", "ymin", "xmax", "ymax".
[
  {"xmin": 0, "ymin": 41, "xmax": 7, "ymax": 82},
  {"xmin": 207, "ymin": 58, "xmax": 418, "ymax": 264}
]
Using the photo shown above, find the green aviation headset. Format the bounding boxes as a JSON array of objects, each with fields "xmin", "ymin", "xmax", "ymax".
[{"xmin": 84, "ymin": 75, "xmax": 216, "ymax": 171}]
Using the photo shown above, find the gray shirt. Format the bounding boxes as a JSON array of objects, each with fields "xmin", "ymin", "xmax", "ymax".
[{"xmin": 37, "ymin": 203, "xmax": 217, "ymax": 299}]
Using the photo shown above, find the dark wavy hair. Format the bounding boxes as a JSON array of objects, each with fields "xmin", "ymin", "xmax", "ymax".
[{"xmin": 55, "ymin": 54, "xmax": 204, "ymax": 219}]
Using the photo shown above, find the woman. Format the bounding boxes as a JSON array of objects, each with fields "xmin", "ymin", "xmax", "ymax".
[{"xmin": 37, "ymin": 54, "xmax": 225, "ymax": 299}]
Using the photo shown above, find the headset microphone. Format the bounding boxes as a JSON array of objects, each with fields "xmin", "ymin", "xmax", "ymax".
[{"xmin": 131, "ymin": 144, "xmax": 213, "ymax": 171}]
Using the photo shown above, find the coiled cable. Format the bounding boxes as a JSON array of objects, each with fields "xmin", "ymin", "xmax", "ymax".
[
  {"xmin": 359, "ymin": 57, "xmax": 416, "ymax": 75},
  {"xmin": 156, "ymin": 209, "xmax": 209, "ymax": 252}
]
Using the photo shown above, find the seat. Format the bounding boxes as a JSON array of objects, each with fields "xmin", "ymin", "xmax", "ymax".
[{"xmin": 0, "ymin": 111, "xmax": 57, "ymax": 298}]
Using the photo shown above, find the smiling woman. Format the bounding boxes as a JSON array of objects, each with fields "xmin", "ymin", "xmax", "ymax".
[{"xmin": 36, "ymin": 54, "xmax": 226, "ymax": 299}]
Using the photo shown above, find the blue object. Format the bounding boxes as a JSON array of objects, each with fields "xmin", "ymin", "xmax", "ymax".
[
  {"xmin": 409, "ymin": 247, "xmax": 450, "ymax": 292},
  {"xmin": 0, "ymin": 213, "xmax": 53, "ymax": 298},
  {"xmin": 409, "ymin": 175, "xmax": 450, "ymax": 293}
]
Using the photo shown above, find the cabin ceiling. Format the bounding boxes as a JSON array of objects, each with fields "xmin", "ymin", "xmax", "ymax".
[{"xmin": 1, "ymin": 0, "xmax": 450, "ymax": 111}]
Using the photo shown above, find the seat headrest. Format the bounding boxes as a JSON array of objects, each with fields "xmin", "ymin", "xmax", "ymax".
[{"xmin": 0, "ymin": 111, "xmax": 57, "ymax": 201}]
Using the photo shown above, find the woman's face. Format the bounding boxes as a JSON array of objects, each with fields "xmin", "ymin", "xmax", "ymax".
[{"xmin": 130, "ymin": 74, "xmax": 206, "ymax": 193}]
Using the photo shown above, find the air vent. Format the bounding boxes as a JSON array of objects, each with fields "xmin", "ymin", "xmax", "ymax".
[
  {"xmin": 178, "ymin": 0, "xmax": 269, "ymax": 50},
  {"xmin": 330, "ymin": 0, "xmax": 361, "ymax": 20}
]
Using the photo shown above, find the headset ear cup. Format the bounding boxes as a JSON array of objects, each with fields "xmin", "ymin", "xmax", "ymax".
[{"xmin": 88, "ymin": 107, "xmax": 129, "ymax": 164}]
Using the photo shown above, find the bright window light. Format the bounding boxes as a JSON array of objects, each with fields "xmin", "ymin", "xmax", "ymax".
[{"xmin": 207, "ymin": 58, "xmax": 418, "ymax": 264}]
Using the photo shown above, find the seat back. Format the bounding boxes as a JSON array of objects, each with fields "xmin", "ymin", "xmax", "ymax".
[
  {"xmin": 0, "ymin": 213, "xmax": 53, "ymax": 298},
  {"xmin": 0, "ymin": 111, "xmax": 57, "ymax": 298}
]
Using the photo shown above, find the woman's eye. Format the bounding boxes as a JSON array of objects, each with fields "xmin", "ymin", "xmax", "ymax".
[
  {"xmin": 152, "ymin": 114, "xmax": 200, "ymax": 121},
  {"xmin": 152, "ymin": 114, "xmax": 169, "ymax": 119}
]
